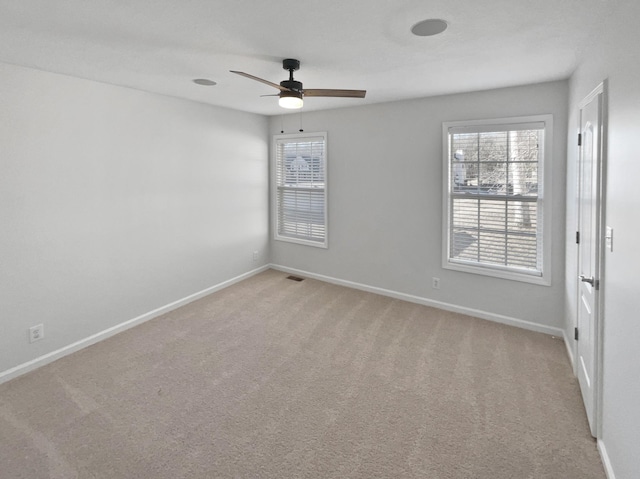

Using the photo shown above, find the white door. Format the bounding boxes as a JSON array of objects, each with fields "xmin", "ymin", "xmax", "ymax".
[{"xmin": 576, "ymin": 84, "xmax": 604, "ymax": 437}]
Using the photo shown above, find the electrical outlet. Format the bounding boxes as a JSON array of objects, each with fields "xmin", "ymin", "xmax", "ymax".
[
  {"xmin": 432, "ymin": 277, "xmax": 441, "ymax": 289},
  {"xmin": 253, "ymin": 250, "xmax": 259, "ymax": 261},
  {"xmin": 29, "ymin": 324, "xmax": 44, "ymax": 343}
]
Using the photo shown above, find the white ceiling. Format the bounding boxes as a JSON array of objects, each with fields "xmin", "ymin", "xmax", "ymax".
[{"xmin": 0, "ymin": 0, "xmax": 616, "ymax": 116}]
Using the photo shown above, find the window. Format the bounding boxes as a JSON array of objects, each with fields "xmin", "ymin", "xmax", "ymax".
[
  {"xmin": 273, "ymin": 132, "xmax": 327, "ymax": 247},
  {"xmin": 442, "ymin": 115, "xmax": 552, "ymax": 285}
]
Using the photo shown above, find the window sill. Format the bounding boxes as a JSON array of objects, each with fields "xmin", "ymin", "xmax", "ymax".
[
  {"xmin": 443, "ymin": 260, "xmax": 550, "ymax": 286},
  {"xmin": 274, "ymin": 235, "xmax": 328, "ymax": 249}
]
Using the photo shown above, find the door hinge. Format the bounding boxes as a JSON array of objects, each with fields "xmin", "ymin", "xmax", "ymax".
[
  {"xmin": 574, "ymin": 327, "xmax": 579, "ymax": 341},
  {"xmin": 576, "ymin": 231, "xmax": 580, "ymax": 244},
  {"xmin": 578, "ymin": 133, "xmax": 582, "ymax": 146}
]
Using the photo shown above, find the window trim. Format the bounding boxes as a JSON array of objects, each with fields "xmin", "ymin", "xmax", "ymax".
[
  {"xmin": 441, "ymin": 115, "xmax": 553, "ymax": 286},
  {"xmin": 272, "ymin": 131, "xmax": 328, "ymax": 248}
]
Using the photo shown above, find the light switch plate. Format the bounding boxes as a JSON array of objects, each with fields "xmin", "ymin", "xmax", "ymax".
[{"xmin": 605, "ymin": 226, "xmax": 613, "ymax": 252}]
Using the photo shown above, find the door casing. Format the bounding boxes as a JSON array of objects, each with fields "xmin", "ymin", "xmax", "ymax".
[{"xmin": 574, "ymin": 81, "xmax": 607, "ymax": 438}]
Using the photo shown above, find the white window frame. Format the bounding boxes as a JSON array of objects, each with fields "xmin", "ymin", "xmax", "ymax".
[
  {"xmin": 272, "ymin": 132, "xmax": 328, "ymax": 248},
  {"xmin": 442, "ymin": 115, "xmax": 553, "ymax": 285}
]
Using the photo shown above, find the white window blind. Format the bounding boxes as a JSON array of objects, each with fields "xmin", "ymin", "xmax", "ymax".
[
  {"xmin": 274, "ymin": 133, "xmax": 327, "ymax": 247},
  {"xmin": 443, "ymin": 117, "xmax": 552, "ymax": 283}
]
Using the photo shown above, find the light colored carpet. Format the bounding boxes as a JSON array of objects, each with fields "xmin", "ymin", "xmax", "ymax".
[{"xmin": 0, "ymin": 269, "xmax": 605, "ymax": 478}]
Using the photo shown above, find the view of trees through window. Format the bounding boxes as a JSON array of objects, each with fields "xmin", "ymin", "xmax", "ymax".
[{"xmin": 449, "ymin": 128, "xmax": 542, "ymax": 272}]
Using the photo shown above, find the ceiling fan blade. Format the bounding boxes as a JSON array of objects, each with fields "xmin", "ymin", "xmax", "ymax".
[
  {"xmin": 230, "ymin": 71, "xmax": 290, "ymax": 92},
  {"xmin": 302, "ymin": 89, "xmax": 366, "ymax": 98}
]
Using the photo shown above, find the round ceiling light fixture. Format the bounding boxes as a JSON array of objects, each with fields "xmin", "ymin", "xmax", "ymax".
[
  {"xmin": 192, "ymin": 78, "xmax": 217, "ymax": 86},
  {"xmin": 411, "ymin": 19, "xmax": 448, "ymax": 37},
  {"xmin": 278, "ymin": 90, "xmax": 304, "ymax": 109}
]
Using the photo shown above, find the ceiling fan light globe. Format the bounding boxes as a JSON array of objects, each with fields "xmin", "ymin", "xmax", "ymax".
[{"xmin": 279, "ymin": 95, "xmax": 303, "ymax": 109}]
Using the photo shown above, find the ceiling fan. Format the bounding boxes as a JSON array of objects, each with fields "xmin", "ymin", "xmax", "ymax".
[{"xmin": 230, "ymin": 59, "xmax": 366, "ymax": 109}]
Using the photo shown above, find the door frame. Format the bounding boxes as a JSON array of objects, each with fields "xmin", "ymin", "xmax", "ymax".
[{"xmin": 574, "ymin": 80, "xmax": 608, "ymax": 438}]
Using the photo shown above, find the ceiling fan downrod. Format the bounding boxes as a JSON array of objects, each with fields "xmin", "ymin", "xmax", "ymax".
[{"xmin": 281, "ymin": 59, "xmax": 302, "ymax": 92}]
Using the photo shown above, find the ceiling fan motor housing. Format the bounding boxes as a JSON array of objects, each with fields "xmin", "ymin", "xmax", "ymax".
[{"xmin": 280, "ymin": 80, "xmax": 303, "ymax": 92}]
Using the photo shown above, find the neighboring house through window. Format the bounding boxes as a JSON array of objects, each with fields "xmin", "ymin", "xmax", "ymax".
[
  {"xmin": 442, "ymin": 115, "xmax": 553, "ymax": 285},
  {"xmin": 273, "ymin": 132, "xmax": 327, "ymax": 248}
]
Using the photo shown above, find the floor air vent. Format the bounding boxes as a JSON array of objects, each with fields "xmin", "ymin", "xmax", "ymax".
[{"xmin": 286, "ymin": 275, "xmax": 305, "ymax": 282}]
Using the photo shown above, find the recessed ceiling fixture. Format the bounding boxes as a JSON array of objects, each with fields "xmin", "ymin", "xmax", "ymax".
[
  {"xmin": 411, "ymin": 19, "xmax": 448, "ymax": 37},
  {"xmin": 192, "ymin": 78, "xmax": 217, "ymax": 86}
]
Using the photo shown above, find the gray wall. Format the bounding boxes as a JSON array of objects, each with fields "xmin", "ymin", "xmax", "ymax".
[
  {"xmin": 565, "ymin": 1, "xmax": 640, "ymax": 477},
  {"xmin": 270, "ymin": 81, "xmax": 568, "ymax": 330},
  {"xmin": 0, "ymin": 62, "xmax": 269, "ymax": 374}
]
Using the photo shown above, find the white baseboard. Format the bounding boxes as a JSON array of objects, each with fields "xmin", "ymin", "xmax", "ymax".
[
  {"xmin": 598, "ymin": 440, "xmax": 616, "ymax": 479},
  {"xmin": 0, "ymin": 265, "xmax": 270, "ymax": 385},
  {"xmin": 270, "ymin": 264, "xmax": 564, "ymax": 337}
]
